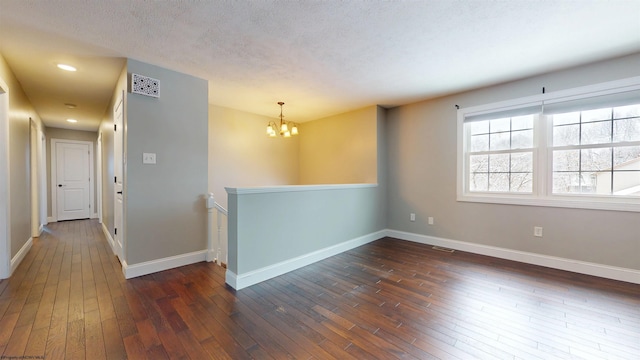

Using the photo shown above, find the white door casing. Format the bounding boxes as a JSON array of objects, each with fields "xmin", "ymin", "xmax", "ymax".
[
  {"xmin": 52, "ymin": 139, "xmax": 93, "ymax": 221},
  {"xmin": 39, "ymin": 130, "xmax": 47, "ymax": 228},
  {"xmin": 30, "ymin": 119, "xmax": 39, "ymax": 237},
  {"xmin": 114, "ymin": 95, "xmax": 125, "ymax": 263},
  {"xmin": 97, "ymin": 133, "xmax": 102, "ymax": 223},
  {"xmin": 0, "ymin": 78, "xmax": 10, "ymax": 279}
]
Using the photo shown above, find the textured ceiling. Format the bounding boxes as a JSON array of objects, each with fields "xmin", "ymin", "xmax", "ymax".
[{"xmin": 1, "ymin": 0, "xmax": 639, "ymax": 131}]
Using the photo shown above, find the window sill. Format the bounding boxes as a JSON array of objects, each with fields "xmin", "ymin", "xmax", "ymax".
[{"xmin": 457, "ymin": 193, "xmax": 640, "ymax": 212}]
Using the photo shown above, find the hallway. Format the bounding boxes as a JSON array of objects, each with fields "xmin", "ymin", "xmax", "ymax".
[{"xmin": 0, "ymin": 220, "xmax": 226, "ymax": 359}]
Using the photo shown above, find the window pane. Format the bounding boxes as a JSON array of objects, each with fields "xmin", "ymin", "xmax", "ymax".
[
  {"xmin": 510, "ymin": 173, "xmax": 532, "ymax": 192},
  {"xmin": 470, "ymin": 134, "xmax": 489, "ymax": 152},
  {"xmin": 592, "ymin": 170, "xmax": 611, "ymax": 195},
  {"xmin": 489, "ymin": 173, "xmax": 509, "ymax": 192},
  {"xmin": 614, "ymin": 146, "xmax": 640, "ymax": 167},
  {"xmin": 582, "ymin": 108, "xmax": 611, "ymax": 123},
  {"xmin": 511, "ymin": 129, "xmax": 533, "ymax": 149},
  {"xmin": 612, "ymin": 171, "xmax": 640, "ymax": 196},
  {"xmin": 553, "ymin": 124, "xmax": 579, "ymax": 146},
  {"xmin": 490, "ymin": 132, "xmax": 510, "ymax": 151},
  {"xmin": 553, "ymin": 112, "xmax": 580, "ymax": 126},
  {"xmin": 490, "ymin": 118, "xmax": 510, "ymax": 132},
  {"xmin": 553, "ymin": 172, "xmax": 580, "ymax": 193},
  {"xmin": 581, "ymin": 148, "xmax": 612, "ymax": 172},
  {"xmin": 469, "ymin": 121, "xmax": 489, "ymax": 135},
  {"xmin": 511, "ymin": 115, "xmax": 534, "ymax": 131},
  {"xmin": 613, "ymin": 104, "xmax": 640, "ymax": 119},
  {"xmin": 470, "ymin": 173, "xmax": 488, "ymax": 192},
  {"xmin": 489, "ymin": 154, "xmax": 509, "ymax": 172},
  {"xmin": 511, "ymin": 152, "xmax": 532, "ymax": 172},
  {"xmin": 553, "ymin": 150, "xmax": 579, "ymax": 171},
  {"xmin": 469, "ymin": 155, "xmax": 488, "ymax": 172},
  {"xmin": 553, "ymin": 172, "xmax": 596, "ymax": 194},
  {"xmin": 581, "ymin": 121, "xmax": 611, "ymax": 145},
  {"xmin": 580, "ymin": 172, "xmax": 598, "ymax": 194},
  {"xmin": 613, "ymin": 118, "xmax": 640, "ymax": 142},
  {"xmin": 464, "ymin": 93, "xmax": 639, "ymax": 201}
]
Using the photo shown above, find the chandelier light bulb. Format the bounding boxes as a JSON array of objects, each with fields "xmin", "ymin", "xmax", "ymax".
[{"xmin": 268, "ymin": 101, "xmax": 298, "ymax": 137}]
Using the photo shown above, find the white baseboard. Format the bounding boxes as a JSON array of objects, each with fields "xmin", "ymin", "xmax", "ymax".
[
  {"xmin": 11, "ymin": 237, "xmax": 33, "ymax": 275},
  {"xmin": 47, "ymin": 216, "xmax": 55, "ymax": 223},
  {"xmin": 206, "ymin": 250, "xmax": 216, "ymax": 263},
  {"xmin": 92, "ymin": 212, "xmax": 98, "ymax": 219},
  {"xmin": 227, "ymin": 230, "xmax": 386, "ymax": 290},
  {"xmin": 123, "ymin": 250, "xmax": 208, "ymax": 279},
  {"xmin": 101, "ymin": 223, "xmax": 116, "ymax": 256},
  {"xmin": 225, "ymin": 270, "xmax": 238, "ymax": 289},
  {"xmin": 386, "ymin": 229, "xmax": 640, "ymax": 285}
]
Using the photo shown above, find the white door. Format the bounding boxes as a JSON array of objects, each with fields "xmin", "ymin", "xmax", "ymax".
[
  {"xmin": 55, "ymin": 141, "xmax": 91, "ymax": 221},
  {"xmin": 114, "ymin": 96, "xmax": 124, "ymax": 262}
]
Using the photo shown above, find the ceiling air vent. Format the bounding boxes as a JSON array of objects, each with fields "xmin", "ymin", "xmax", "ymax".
[{"xmin": 131, "ymin": 73, "xmax": 160, "ymax": 98}]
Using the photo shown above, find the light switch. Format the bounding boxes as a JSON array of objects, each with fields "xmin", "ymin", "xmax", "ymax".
[{"xmin": 142, "ymin": 152, "xmax": 156, "ymax": 164}]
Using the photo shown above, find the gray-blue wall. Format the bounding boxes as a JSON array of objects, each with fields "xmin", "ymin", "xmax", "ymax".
[
  {"xmin": 125, "ymin": 59, "xmax": 209, "ymax": 265},
  {"xmin": 386, "ymin": 53, "xmax": 640, "ymax": 270}
]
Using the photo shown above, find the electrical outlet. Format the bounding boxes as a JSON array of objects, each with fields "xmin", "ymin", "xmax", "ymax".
[
  {"xmin": 142, "ymin": 152, "xmax": 156, "ymax": 164},
  {"xmin": 410, "ymin": 213, "xmax": 416, "ymax": 222},
  {"xmin": 534, "ymin": 226, "xmax": 543, "ymax": 237},
  {"xmin": 428, "ymin": 217, "xmax": 434, "ymax": 225}
]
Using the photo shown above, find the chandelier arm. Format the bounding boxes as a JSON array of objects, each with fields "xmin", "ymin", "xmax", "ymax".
[{"xmin": 268, "ymin": 101, "xmax": 297, "ymax": 137}]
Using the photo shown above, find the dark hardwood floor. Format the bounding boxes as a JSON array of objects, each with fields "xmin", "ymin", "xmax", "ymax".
[{"xmin": 0, "ymin": 219, "xmax": 638, "ymax": 359}]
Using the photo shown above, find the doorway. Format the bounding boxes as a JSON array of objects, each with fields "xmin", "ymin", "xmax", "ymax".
[
  {"xmin": 39, "ymin": 129, "xmax": 47, "ymax": 228},
  {"xmin": 30, "ymin": 119, "xmax": 41, "ymax": 237},
  {"xmin": 113, "ymin": 94, "xmax": 124, "ymax": 262},
  {"xmin": 51, "ymin": 139, "xmax": 94, "ymax": 221}
]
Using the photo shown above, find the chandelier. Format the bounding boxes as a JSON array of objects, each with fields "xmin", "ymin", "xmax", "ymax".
[{"xmin": 266, "ymin": 102, "xmax": 299, "ymax": 137}]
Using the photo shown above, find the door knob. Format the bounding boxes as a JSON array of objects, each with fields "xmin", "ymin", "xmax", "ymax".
[{"xmin": 58, "ymin": 184, "xmax": 63, "ymax": 187}]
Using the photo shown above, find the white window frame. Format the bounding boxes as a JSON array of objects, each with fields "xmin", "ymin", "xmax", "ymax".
[{"xmin": 457, "ymin": 76, "xmax": 640, "ymax": 212}]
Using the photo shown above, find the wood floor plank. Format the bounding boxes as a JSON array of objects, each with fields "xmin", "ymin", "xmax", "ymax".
[
  {"xmin": 123, "ymin": 334, "xmax": 149, "ymax": 360},
  {"xmin": 156, "ymin": 327, "xmax": 188, "ymax": 359},
  {"xmin": 102, "ymin": 317, "xmax": 127, "ymax": 360},
  {"xmin": 23, "ymin": 326, "xmax": 48, "ymax": 358},
  {"xmin": 258, "ymin": 278, "xmax": 383, "ymax": 359},
  {"xmin": 84, "ymin": 309, "xmax": 107, "ymax": 360},
  {"xmin": 3, "ymin": 323, "xmax": 32, "ymax": 357},
  {"xmin": 65, "ymin": 318, "xmax": 85, "ymax": 357},
  {"xmin": 169, "ymin": 296, "xmax": 213, "ymax": 342},
  {"xmin": 2, "ymin": 220, "xmax": 639, "ymax": 359},
  {"xmin": 177, "ymin": 330, "xmax": 227, "ymax": 360}
]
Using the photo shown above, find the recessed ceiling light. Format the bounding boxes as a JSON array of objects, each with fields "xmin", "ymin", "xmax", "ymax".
[
  {"xmin": 57, "ymin": 64, "xmax": 77, "ymax": 72},
  {"xmin": 64, "ymin": 103, "xmax": 77, "ymax": 109},
  {"xmin": 66, "ymin": 119, "xmax": 78, "ymax": 123}
]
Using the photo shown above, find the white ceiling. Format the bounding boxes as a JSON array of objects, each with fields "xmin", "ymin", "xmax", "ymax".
[{"xmin": 1, "ymin": 0, "xmax": 639, "ymax": 132}]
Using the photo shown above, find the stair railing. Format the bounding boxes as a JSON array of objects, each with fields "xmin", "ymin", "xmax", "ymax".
[{"xmin": 206, "ymin": 193, "xmax": 228, "ymax": 266}]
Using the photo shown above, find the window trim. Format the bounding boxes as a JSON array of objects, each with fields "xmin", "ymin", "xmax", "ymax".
[{"xmin": 457, "ymin": 76, "xmax": 640, "ymax": 213}]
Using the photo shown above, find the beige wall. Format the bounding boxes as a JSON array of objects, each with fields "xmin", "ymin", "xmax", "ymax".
[
  {"xmin": 0, "ymin": 54, "xmax": 43, "ymax": 258},
  {"xmin": 45, "ymin": 127, "xmax": 98, "ymax": 218},
  {"xmin": 208, "ymin": 105, "xmax": 299, "ymax": 208},
  {"xmin": 299, "ymin": 106, "xmax": 378, "ymax": 185},
  {"xmin": 208, "ymin": 105, "xmax": 380, "ymax": 207},
  {"xmin": 386, "ymin": 53, "xmax": 640, "ymax": 270}
]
